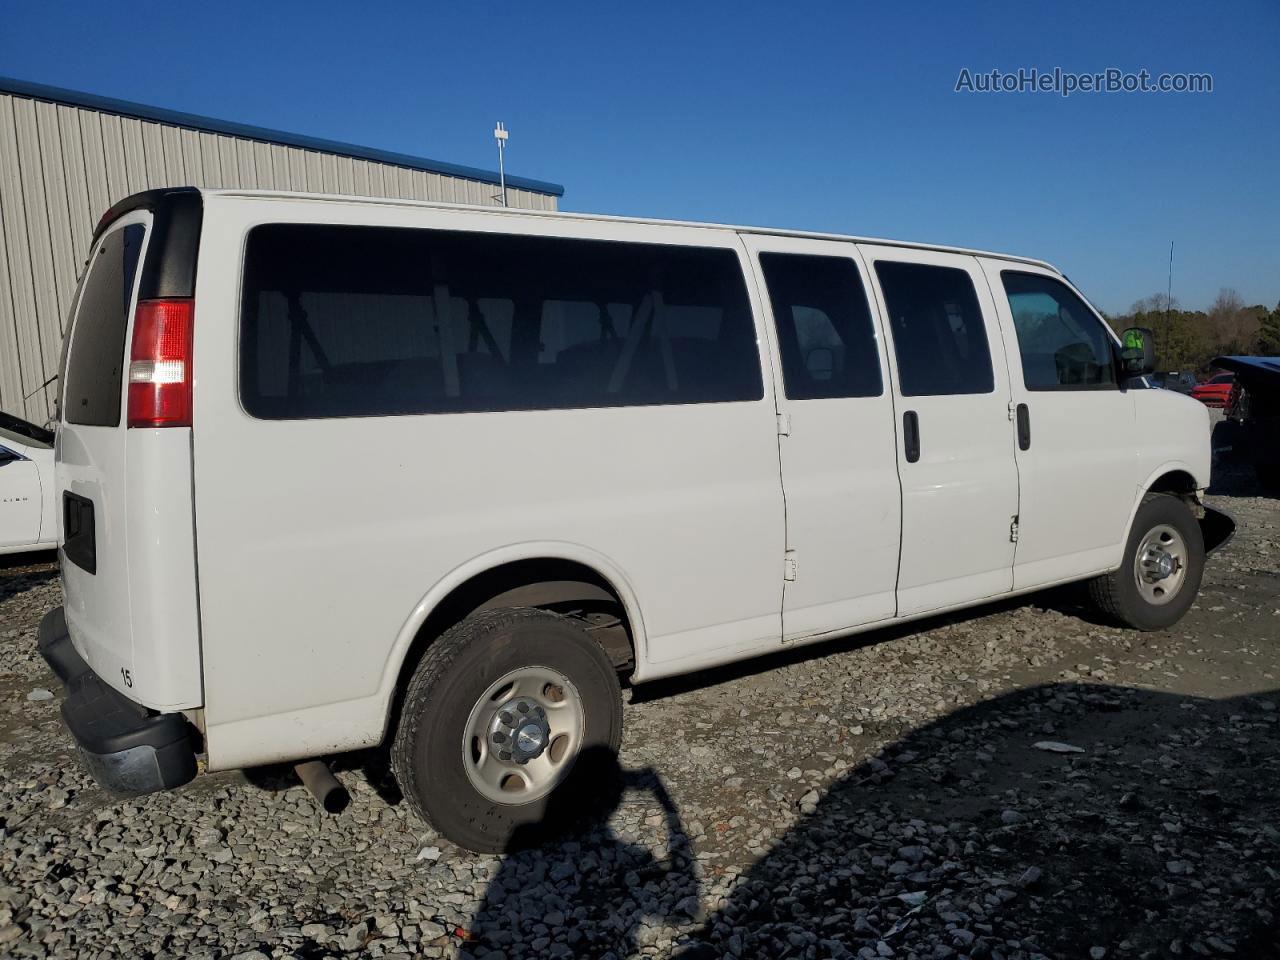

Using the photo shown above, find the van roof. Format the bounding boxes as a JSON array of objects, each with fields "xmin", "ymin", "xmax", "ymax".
[{"xmin": 202, "ymin": 188, "xmax": 1061, "ymax": 273}]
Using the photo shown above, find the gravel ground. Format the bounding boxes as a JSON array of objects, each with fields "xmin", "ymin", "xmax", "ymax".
[{"xmin": 1, "ymin": 458, "xmax": 1277, "ymax": 960}]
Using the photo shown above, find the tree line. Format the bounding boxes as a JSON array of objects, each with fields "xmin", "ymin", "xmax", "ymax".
[{"xmin": 1104, "ymin": 290, "xmax": 1280, "ymax": 373}]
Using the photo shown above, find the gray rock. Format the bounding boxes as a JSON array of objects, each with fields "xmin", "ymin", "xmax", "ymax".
[
  {"xmin": 1015, "ymin": 866, "xmax": 1043, "ymax": 888},
  {"xmin": 675, "ymin": 895, "xmax": 700, "ymax": 918},
  {"xmin": 1032, "ymin": 740, "xmax": 1086, "ymax": 754},
  {"xmin": 548, "ymin": 861, "xmax": 575, "ymax": 881},
  {"xmin": 207, "ymin": 846, "xmax": 234, "ymax": 864}
]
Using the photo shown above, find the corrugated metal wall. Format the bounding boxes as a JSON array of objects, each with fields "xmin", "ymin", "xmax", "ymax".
[{"xmin": 0, "ymin": 90, "xmax": 559, "ymax": 422}]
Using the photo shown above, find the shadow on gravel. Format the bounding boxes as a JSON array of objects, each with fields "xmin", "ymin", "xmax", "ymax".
[
  {"xmin": 463, "ymin": 747, "xmax": 700, "ymax": 959},
  {"xmin": 1211, "ymin": 420, "xmax": 1278, "ymax": 500},
  {"xmin": 668, "ymin": 682, "xmax": 1280, "ymax": 960},
  {"xmin": 0, "ymin": 554, "xmax": 57, "ymax": 605},
  {"xmin": 470, "ymin": 684, "xmax": 1279, "ymax": 960},
  {"xmin": 0, "ymin": 549, "xmax": 56, "ymax": 570}
]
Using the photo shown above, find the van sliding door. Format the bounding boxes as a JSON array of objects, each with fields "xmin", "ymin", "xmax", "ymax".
[
  {"xmin": 743, "ymin": 234, "xmax": 902, "ymax": 641},
  {"xmin": 862, "ymin": 245, "xmax": 1019, "ymax": 616}
]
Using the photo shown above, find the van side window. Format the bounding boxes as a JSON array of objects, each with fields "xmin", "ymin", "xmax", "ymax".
[
  {"xmin": 1001, "ymin": 272, "xmax": 1117, "ymax": 390},
  {"xmin": 240, "ymin": 225, "xmax": 763, "ymax": 418},
  {"xmin": 64, "ymin": 224, "xmax": 146, "ymax": 426},
  {"xmin": 758, "ymin": 253, "xmax": 883, "ymax": 399},
  {"xmin": 874, "ymin": 261, "xmax": 993, "ymax": 397}
]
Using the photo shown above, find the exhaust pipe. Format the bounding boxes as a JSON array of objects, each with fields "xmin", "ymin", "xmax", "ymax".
[{"xmin": 294, "ymin": 760, "xmax": 350, "ymax": 814}]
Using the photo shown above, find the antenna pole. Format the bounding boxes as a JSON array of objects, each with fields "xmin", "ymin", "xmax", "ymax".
[
  {"xmin": 493, "ymin": 122, "xmax": 509, "ymax": 207},
  {"xmin": 1166, "ymin": 240, "xmax": 1173, "ymax": 330}
]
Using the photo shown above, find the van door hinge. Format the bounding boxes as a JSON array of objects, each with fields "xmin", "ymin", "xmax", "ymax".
[
  {"xmin": 783, "ymin": 549, "xmax": 798, "ymax": 581},
  {"xmin": 1009, "ymin": 515, "xmax": 1020, "ymax": 543},
  {"xmin": 1007, "ymin": 401, "xmax": 1017, "ymax": 421},
  {"xmin": 776, "ymin": 413, "xmax": 791, "ymax": 437}
]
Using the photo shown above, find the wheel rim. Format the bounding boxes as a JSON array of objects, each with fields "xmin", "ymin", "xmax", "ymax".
[
  {"xmin": 1133, "ymin": 523, "xmax": 1188, "ymax": 606},
  {"xmin": 462, "ymin": 666, "xmax": 585, "ymax": 805}
]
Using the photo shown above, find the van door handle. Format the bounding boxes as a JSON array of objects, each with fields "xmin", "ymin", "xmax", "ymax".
[
  {"xmin": 1016, "ymin": 403, "xmax": 1031, "ymax": 451},
  {"xmin": 903, "ymin": 410, "xmax": 920, "ymax": 463}
]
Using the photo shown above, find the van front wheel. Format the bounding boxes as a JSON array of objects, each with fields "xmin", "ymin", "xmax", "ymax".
[
  {"xmin": 391, "ymin": 607, "xmax": 623, "ymax": 853},
  {"xmin": 1087, "ymin": 493, "xmax": 1205, "ymax": 631}
]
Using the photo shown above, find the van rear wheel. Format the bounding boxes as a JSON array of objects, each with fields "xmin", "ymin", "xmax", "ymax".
[
  {"xmin": 1087, "ymin": 493, "xmax": 1204, "ymax": 631},
  {"xmin": 391, "ymin": 607, "xmax": 623, "ymax": 853}
]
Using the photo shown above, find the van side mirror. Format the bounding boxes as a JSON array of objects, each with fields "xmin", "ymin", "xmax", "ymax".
[
  {"xmin": 1120, "ymin": 327, "xmax": 1156, "ymax": 377},
  {"xmin": 0, "ymin": 447, "xmax": 18, "ymax": 467}
]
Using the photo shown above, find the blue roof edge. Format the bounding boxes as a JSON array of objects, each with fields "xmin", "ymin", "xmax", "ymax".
[{"xmin": 0, "ymin": 75, "xmax": 565, "ymax": 198}]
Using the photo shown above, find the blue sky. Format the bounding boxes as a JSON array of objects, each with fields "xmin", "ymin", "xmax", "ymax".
[{"xmin": 2, "ymin": 0, "xmax": 1276, "ymax": 313}]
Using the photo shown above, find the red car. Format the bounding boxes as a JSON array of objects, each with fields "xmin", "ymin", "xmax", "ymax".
[{"xmin": 1191, "ymin": 373, "xmax": 1235, "ymax": 408}]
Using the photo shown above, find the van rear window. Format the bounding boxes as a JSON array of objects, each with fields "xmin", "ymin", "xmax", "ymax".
[
  {"xmin": 63, "ymin": 224, "xmax": 145, "ymax": 426},
  {"xmin": 239, "ymin": 225, "xmax": 763, "ymax": 419}
]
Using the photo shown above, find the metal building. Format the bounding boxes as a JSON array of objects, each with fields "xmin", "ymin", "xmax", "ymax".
[{"xmin": 0, "ymin": 76, "xmax": 564, "ymax": 423}]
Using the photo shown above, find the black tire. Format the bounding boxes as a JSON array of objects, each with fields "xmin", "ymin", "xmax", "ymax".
[
  {"xmin": 391, "ymin": 607, "xmax": 623, "ymax": 853},
  {"xmin": 1087, "ymin": 493, "xmax": 1205, "ymax": 631}
]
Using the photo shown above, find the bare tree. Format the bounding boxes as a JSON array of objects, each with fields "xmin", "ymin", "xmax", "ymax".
[
  {"xmin": 1208, "ymin": 288, "xmax": 1259, "ymax": 355},
  {"xmin": 1130, "ymin": 293, "xmax": 1180, "ymax": 316},
  {"xmin": 1210, "ymin": 288, "xmax": 1245, "ymax": 315}
]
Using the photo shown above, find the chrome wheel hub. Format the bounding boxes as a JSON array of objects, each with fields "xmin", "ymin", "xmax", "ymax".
[
  {"xmin": 1134, "ymin": 523, "xmax": 1187, "ymax": 606},
  {"xmin": 1147, "ymin": 551, "xmax": 1176, "ymax": 580},
  {"xmin": 463, "ymin": 666, "xmax": 585, "ymax": 805},
  {"xmin": 490, "ymin": 696, "xmax": 551, "ymax": 764}
]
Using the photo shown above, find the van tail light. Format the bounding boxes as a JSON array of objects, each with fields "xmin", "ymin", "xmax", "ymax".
[{"xmin": 127, "ymin": 298, "xmax": 193, "ymax": 428}]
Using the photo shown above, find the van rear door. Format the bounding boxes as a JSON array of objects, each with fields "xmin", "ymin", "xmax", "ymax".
[{"xmin": 56, "ymin": 190, "xmax": 204, "ymax": 712}]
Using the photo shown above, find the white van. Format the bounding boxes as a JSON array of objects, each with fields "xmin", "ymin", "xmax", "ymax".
[{"xmin": 40, "ymin": 188, "xmax": 1232, "ymax": 851}]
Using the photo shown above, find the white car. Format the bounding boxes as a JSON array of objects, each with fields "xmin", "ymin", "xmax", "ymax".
[
  {"xmin": 0, "ymin": 412, "xmax": 56, "ymax": 555},
  {"xmin": 39, "ymin": 187, "xmax": 1233, "ymax": 851}
]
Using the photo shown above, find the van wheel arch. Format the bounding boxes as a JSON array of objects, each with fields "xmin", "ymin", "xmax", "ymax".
[
  {"xmin": 383, "ymin": 559, "xmax": 637, "ymax": 745},
  {"xmin": 1126, "ymin": 469, "xmax": 1202, "ymax": 538},
  {"xmin": 1145, "ymin": 469, "xmax": 1199, "ymax": 499},
  {"xmin": 1131, "ymin": 469, "xmax": 1234, "ymax": 556}
]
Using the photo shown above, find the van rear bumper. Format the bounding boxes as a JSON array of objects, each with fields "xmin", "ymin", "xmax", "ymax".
[{"xmin": 38, "ymin": 607, "xmax": 197, "ymax": 796}]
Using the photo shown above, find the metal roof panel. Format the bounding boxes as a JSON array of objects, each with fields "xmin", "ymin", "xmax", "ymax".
[{"xmin": 0, "ymin": 75, "xmax": 565, "ymax": 197}]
